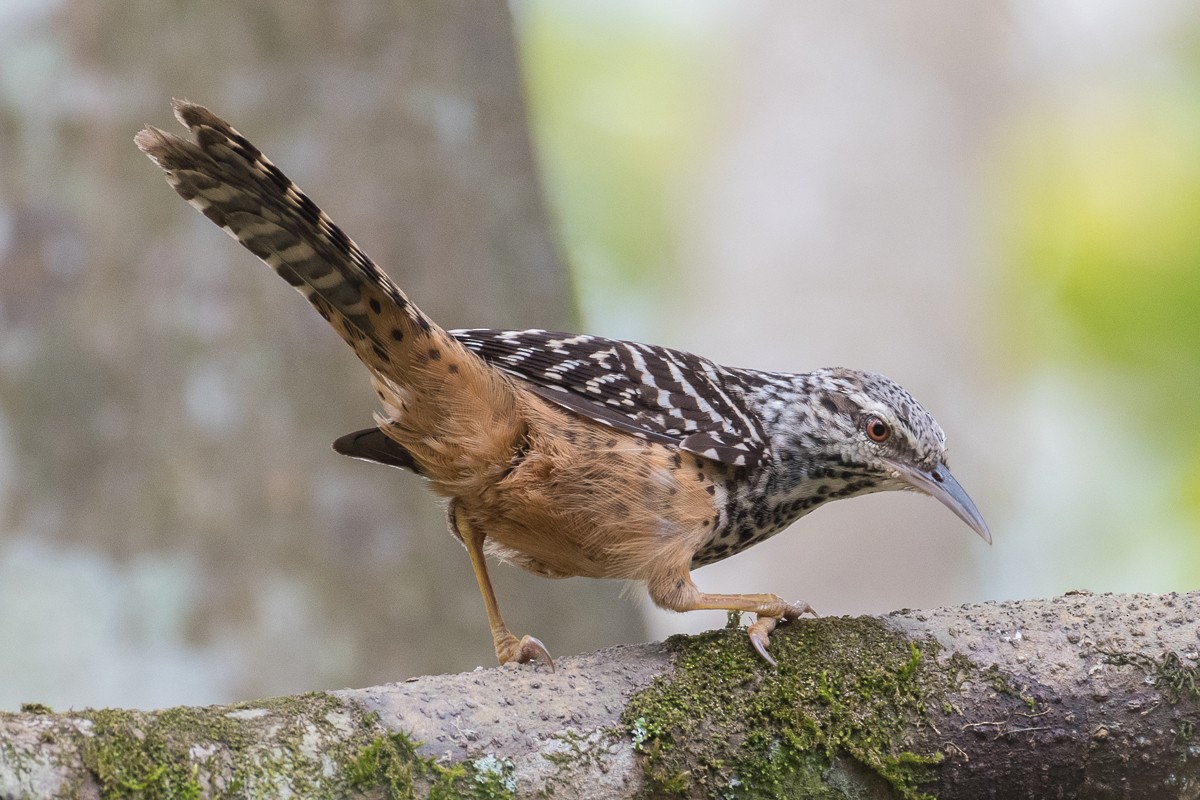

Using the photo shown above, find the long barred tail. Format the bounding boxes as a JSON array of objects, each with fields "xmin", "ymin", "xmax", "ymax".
[
  {"xmin": 135, "ymin": 100, "xmax": 435, "ymax": 377},
  {"xmin": 136, "ymin": 101, "xmax": 525, "ymax": 491}
]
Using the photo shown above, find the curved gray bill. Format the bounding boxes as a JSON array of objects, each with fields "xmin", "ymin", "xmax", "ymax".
[{"xmin": 882, "ymin": 459, "xmax": 991, "ymax": 545}]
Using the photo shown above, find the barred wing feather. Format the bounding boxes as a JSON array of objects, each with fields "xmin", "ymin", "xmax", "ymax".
[{"xmin": 450, "ymin": 328, "xmax": 767, "ymax": 468}]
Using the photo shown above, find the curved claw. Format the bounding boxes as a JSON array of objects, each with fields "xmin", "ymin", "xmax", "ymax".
[
  {"xmin": 516, "ymin": 635, "xmax": 555, "ymax": 672},
  {"xmin": 747, "ymin": 600, "xmax": 818, "ymax": 667},
  {"xmin": 787, "ymin": 601, "xmax": 818, "ymax": 620},
  {"xmin": 747, "ymin": 616, "xmax": 780, "ymax": 667},
  {"xmin": 749, "ymin": 626, "xmax": 778, "ymax": 667},
  {"xmin": 498, "ymin": 633, "xmax": 555, "ymax": 671}
]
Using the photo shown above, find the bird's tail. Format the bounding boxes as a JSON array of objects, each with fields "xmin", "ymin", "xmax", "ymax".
[
  {"xmin": 135, "ymin": 100, "xmax": 438, "ymax": 375},
  {"xmin": 136, "ymin": 101, "xmax": 526, "ymax": 493}
]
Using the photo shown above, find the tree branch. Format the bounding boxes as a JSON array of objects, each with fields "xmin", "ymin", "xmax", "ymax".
[{"xmin": 3, "ymin": 591, "xmax": 1198, "ymax": 798}]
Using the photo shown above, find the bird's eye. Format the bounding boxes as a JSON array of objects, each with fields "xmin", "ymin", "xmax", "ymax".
[{"xmin": 864, "ymin": 416, "xmax": 891, "ymax": 443}]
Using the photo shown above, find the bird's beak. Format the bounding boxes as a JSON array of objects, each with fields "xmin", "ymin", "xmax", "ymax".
[{"xmin": 882, "ymin": 459, "xmax": 991, "ymax": 545}]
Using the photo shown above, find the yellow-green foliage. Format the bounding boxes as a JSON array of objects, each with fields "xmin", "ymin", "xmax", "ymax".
[
  {"xmin": 999, "ymin": 69, "xmax": 1200, "ymax": 516},
  {"xmin": 519, "ymin": 4, "xmax": 723, "ymax": 304}
]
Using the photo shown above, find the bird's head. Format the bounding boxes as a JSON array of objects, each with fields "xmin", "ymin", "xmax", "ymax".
[{"xmin": 808, "ymin": 367, "xmax": 990, "ymax": 544}]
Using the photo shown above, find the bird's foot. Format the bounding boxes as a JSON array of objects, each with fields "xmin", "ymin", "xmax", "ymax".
[
  {"xmin": 747, "ymin": 600, "xmax": 818, "ymax": 667},
  {"xmin": 495, "ymin": 632, "xmax": 555, "ymax": 671}
]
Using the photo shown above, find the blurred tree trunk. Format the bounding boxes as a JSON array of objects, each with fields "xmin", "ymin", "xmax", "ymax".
[{"xmin": 0, "ymin": 0, "xmax": 643, "ymax": 705}]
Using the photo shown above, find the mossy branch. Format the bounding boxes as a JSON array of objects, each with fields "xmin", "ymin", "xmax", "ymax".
[{"xmin": 2, "ymin": 591, "xmax": 1198, "ymax": 799}]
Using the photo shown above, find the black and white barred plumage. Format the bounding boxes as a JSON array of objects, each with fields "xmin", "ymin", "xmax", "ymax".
[
  {"xmin": 450, "ymin": 328, "xmax": 768, "ymax": 468},
  {"xmin": 446, "ymin": 326, "xmax": 972, "ymax": 567},
  {"xmin": 139, "ymin": 101, "xmax": 989, "ymax": 601}
]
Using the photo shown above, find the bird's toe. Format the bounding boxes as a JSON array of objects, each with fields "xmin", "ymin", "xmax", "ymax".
[{"xmin": 496, "ymin": 633, "xmax": 555, "ymax": 671}]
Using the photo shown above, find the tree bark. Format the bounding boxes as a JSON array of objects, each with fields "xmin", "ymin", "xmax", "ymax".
[
  {"xmin": 1, "ymin": 0, "xmax": 648, "ymax": 706},
  {"xmin": 3, "ymin": 590, "xmax": 1198, "ymax": 799}
]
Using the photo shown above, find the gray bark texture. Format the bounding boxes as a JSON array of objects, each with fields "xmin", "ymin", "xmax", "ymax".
[{"xmin": 2, "ymin": 590, "xmax": 1199, "ymax": 799}]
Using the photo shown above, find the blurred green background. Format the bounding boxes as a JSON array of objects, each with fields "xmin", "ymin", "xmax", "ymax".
[{"xmin": 0, "ymin": 1, "xmax": 1197, "ymax": 710}]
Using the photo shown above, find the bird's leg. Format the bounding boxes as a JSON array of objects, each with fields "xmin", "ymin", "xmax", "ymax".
[
  {"xmin": 449, "ymin": 502, "xmax": 554, "ymax": 669},
  {"xmin": 647, "ymin": 570, "xmax": 816, "ymax": 667}
]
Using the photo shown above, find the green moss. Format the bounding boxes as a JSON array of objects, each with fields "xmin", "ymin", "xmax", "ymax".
[
  {"xmin": 69, "ymin": 691, "xmax": 484, "ymax": 799},
  {"xmin": 623, "ymin": 618, "xmax": 957, "ymax": 799},
  {"xmin": 1102, "ymin": 649, "xmax": 1200, "ymax": 703},
  {"xmin": 80, "ymin": 705, "xmax": 244, "ymax": 799},
  {"xmin": 19, "ymin": 702, "xmax": 53, "ymax": 715},
  {"xmin": 981, "ymin": 664, "xmax": 1038, "ymax": 711},
  {"xmin": 24, "ymin": 686, "xmax": 527, "ymax": 800},
  {"xmin": 343, "ymin": 730, "xmax": 472, "ymax": 799},
  {"xmin": 542, "ymin": 727, "xmax": 619, "ymax": 769},
  {"xmin": 77, "ymin": 692, "xmax": 376, "ymax": 798}
]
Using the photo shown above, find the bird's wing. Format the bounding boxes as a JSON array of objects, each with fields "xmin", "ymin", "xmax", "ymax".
[{"xmin": 450, "ymin": 328, "xmax": 767, "ymax": 467}]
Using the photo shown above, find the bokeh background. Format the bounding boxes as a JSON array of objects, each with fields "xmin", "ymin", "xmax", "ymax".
[{"xmin": 1, "ymin": 1, "xmax": 1198, "ymax": 710}]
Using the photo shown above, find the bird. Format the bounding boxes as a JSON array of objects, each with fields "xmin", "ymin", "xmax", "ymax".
[{"xmin": 136, "ymin": 101, "xmax": 990, "ymax": 669}]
